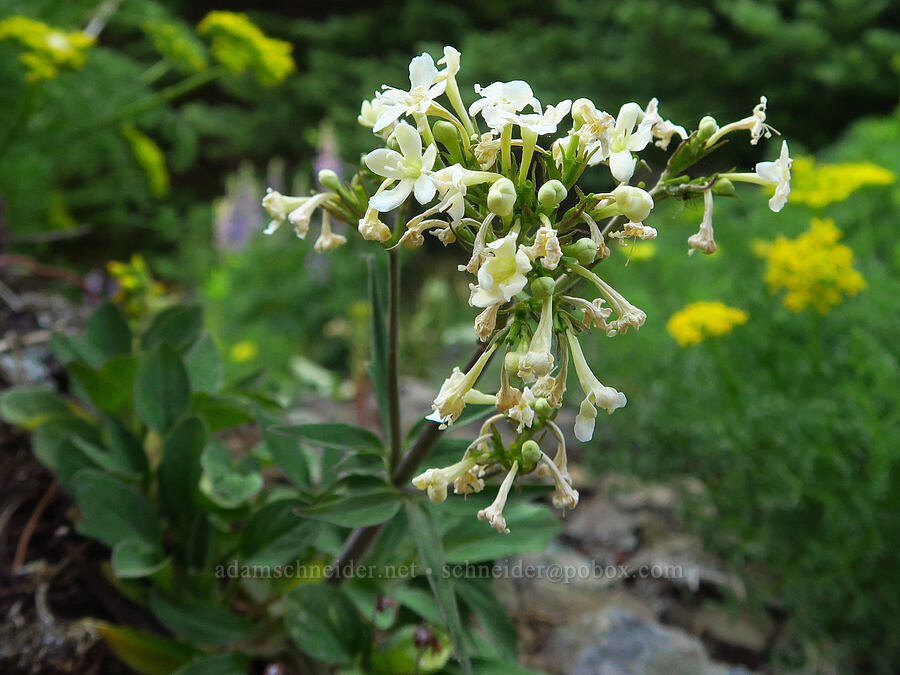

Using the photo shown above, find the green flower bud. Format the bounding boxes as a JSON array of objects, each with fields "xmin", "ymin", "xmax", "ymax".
[
  {"xmin": 697, "ymin": 115, "xmax": 719, "ymax": 143},
  {"xmin": 488, "ymin": 177, "xmax": 517, "ymax": 218},
  {"xmin": 613, "ymin": 185, "xmax": 654, "ymax": 223},
  {"xmin": 562, "ymin": 238, "xmax": 599, "ymax": 265},
  {"xmin": 534, "ymin": 397, "xmax": 552, "ymax": 417},
  {"xmin": 432, "ymin": 120, "xmax": 460, "ymax": 149},
  {"xmin": 530, "ymin": 276, "xmax": 555, "ymax": 299},
  {"xmin": 504, "ymin": 349, "xmax": 524, "ymax": 376},
  {"xmin": 521, "ymin": 440, "xmax": 542, "ymax": 466},
  {"xmin": 317, "ymin": 169, "xmax": 342, "ymax": 193},
  {"xmin": 538, "ymin": 180, "xmax": 567, "ymax": 209},
  {"xmin": 712, "ymin": 177, "xmax": 735, "ymax": 196}
]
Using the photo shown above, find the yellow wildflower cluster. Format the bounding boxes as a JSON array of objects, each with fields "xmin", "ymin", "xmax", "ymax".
[
  {"xmin": 107, "ymin": 255, "xmax": 167, "ymax": 320},
  {"xmin": 789, "ymin": 156, "xmax": 895, "ymax": 208},
  {"xmin": 0, "ymin": 15, "xmax": 93, "ymax": 82},
  {"xmin": 142, "ymin": 21, "xmax": 208, "ymax": 73},
  {"xmin": 754, "ymin": 218, "xmax": 865, "ymax": 314},
  {"xmin": 229, "ymin": 340, "xmax": 259, "ymax": 363},
  {"xmin": 121, "ymin": 125, "xmax": 170, "ymax": 199},
  {"xmin": 197, "ymin": 11, "xmax": 295, "ymax": 87},
  {"xmin": 667, "ymin": 301, "xmax": 749, "ymax": 347}
]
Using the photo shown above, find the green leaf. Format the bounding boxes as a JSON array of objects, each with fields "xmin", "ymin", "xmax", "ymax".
[
  {"xmin": 103, "ymin": 415, "xmax": 149, "ymax": 478},
  {"xmin": 50, "ymin": 332, "xmax": 104, "ymax": 368},
  {"xmin": 142, "ymin": 304, "xmax": 204, "ymax": 351},
  {"xmin": 392, "ymin": 585, "xmax": 444, "ymax": 626},
  {"xmin": 68, "ymin": 356, "xmax": 137, "ymax": 413},
  {"xmin": 135, "ymin": 343, "xmax": 190, "ymax": 433},
  {"xmin": 71, "ymin": 469, "xmax": 162, "ymax": 550},
  {"xmin": 404, "ymin": 500, "xmax": 472, "ymax": 675},
  {"xmin": 32, "ymin": 418, "xmax": 102, "ymax": 470},
  {"xmin": 112, "ymin": 539, "xmax": 169, "ymax": 578},
  {"xmin": 199, "ymin": 442, "xmax": 263, "ymax": 509},
  {"xmin": 298, "ymin": 478, "xmax": 402, "ymax": 527},
  {"xmin": 173, "ymin": 653, "xmax": 251, "ymax": 675},
  {"xmin": 283, "ymin": 583, "xmax": 368, "ymax": 665},
  {"xmin": 159, "ymin": 416, "xmax": 207, "ymax": 529},
  {"xmin": 65, "ymin": 436, "xmax": 142, "ymax": 482},
  {"xmin": 85, "ymin": 301, "xmax": 132, "ymax": 360},
  {"xmin": 149, "ymin": 591, "xmax": 252, "ymax": 646},
  {"xmin": 257, "ymin": 407, "xmax": 310, "ymax": 490},
  {"xmin": 185, "ymin": 334, "xmax": 223, "ymax": 393},
  {"xmin": 0, "ymin": 387, "xmax": 73, "ymax": 429},
  {"xmin": 95, "ymin": 622, "xmax": 198, "ymax": 675},
  {"xmin": 273, "ymin": 423, "xmax": 384, "ymax": 452},
  {"xmin": 240, "ymin": 499, "xmax": 318, "ymax": 567},
  {"xmin": 442, "ymin": 501, "xmax": 560, "ymax": 563},
  {"xmin": 456, "ymin": 579, "xmax": 517, "ymax": 660},
  {"xmin": 191, "ymin": 392, "xmax": 252, "ymax": 431},
  {"xmin": 366, "ymin": 256, "xmax": 390, "ymax": 433}
]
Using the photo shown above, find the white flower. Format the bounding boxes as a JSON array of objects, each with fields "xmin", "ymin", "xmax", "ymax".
[
  {"xmin": 359, "ymin": 97, "xmax": 387, "ymax": 130},
  {"xmin": 641, "ymin": 98, "xmax": 687, "ymax": 150},
  {"xmin": 540, "ymin": 451, "xmax": 579, "ymax": 510},
  {"xmin": 563, "ymin": 295, "xmax": 612, "ymax": 332},
  {"xmin": 474, "ymin": 132, "xmax": 501, "ymax": 169},
  {"xmin": 261, "ymin": 190, "xmax": 335, "ymax": 238},
  {"xmin": 514, "ymin": 100, "xmax": 572, "ymax": 135},
  {"xmin": 517, "ymin": 295, "xmax": 555, "ymax": 383},
  {"xmin": 570, "ymin": 98, "xmax": 615, "ymax": 165},
  {"xmin": 477, "ymin": 461, "xmax": 519, "ymax": 533},
  {"xmin": 495, "ymin": 365, "xmax": 522, "ymax": 414},
  {"xmin": 687, "ymin": 190, "xmax": 717, "ymax": 255},
  {"xmin": 468, "ymin": 232, "xmax": 532, "ymax": 308},
  {"xmin": 613, "ymin": 185, "xmax": 654, "ymax": 223},
  {"xmin": 364, "ymin": 122, "xmax": 439, "ymax": 212},
  {"xmin": 520, "ymin": 224, "xmax": 562, "ymax": 270},
  {"xmin": 313, "ymin": 214, "xmax": 347, "ymax": 252},
  {"xmin": 608, "ymin": 102, "xmax": 653, "ymax": 183},
  {"xmin": 531, "ymin": 345, "xmax": 567, "ymax": 409},
  {"xmin": 412, "ymin": 456, "xmax": 478, "ymax": 503},
  {"xmin": 610, "ymin": 222, "xmax": 658, "ymax": 243},
  {"xmin": 453, "ymin": 466, "xmax": 485, "ymax": 495},
  {"xmin": 432, "ymin": 164, "xmax": 499, "ymax": 223},
  {"xmin": 469, "ymin": 80, "xmax": 540, "ymax": 131},
  {"xmin": 372, "ymin": 52, "xmax": 448, "ymax": 133},
  {"xmin": 426, "ymin": 344, "xmax": 497, "ymax": 428},
  {"xmin": 507, "ymin": 387, "xmax": 536, "ymax": 432},
  {"xmin": 474, "ymin": 302, "xmax": 501, "ymax": 342},
  {"xmin": 358, "ymin": 207, "xmax": 391, "ymax": 242},
  {"xmin": 566, "ymin": 331, "xmax": 626, "ymax": 442},
  {"xmin": 755, "ymin": 140, "xmax": 792, "ymax": 212},
  {"xmin": 287, "ymin": 193, "xmax": 335, "ymax": 238},
  {"xmin": 705, "ymin": 96, "xmax": 777, "ymax": 148},
  {"xmin": 572, "ymin": 266, "xmax": 646, "ymax": 336}
]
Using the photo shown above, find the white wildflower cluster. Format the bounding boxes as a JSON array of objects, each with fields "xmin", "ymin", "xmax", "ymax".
[{"xmin": 262, "ymin": 47, "xmax": 792, "ymax": 533}]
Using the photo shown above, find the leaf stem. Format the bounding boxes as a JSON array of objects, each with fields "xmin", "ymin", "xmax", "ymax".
[{"xmin": 387, "ymin": 247, "xmax": 402, "ymax": 471}]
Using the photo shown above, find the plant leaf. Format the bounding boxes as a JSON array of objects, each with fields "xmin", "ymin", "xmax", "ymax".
[
  {"xmin": 95, "ymin": 622, "xmax": 199, "ymax": 675},
  {"xmin": 149, "ymin": 591, "xmax": 252, "ymax": 646},
  {"xmin": 0, "ymin": 387, "xmax": 73, "ymax": 430},
  {"xmin": 185, "ymin": 334, "xmax": 224, "ymax": 393},
  {"xmin": 240, "ymin": 499, "xmax": 318, "ymax": 567},
  {"xmin": 85, "ymin": 301, "xmax": 132, "ymax": 360},
  {"xmin": 141, "ymin": 304, "xmax": 204, "ymax": 352},
  {"xmin": 273, "ymin": 422, "xmax": 384, "ymax": 452},
  {"xmin": 158, "ymin": 416, "xmax": 207, "ymax": 530},
  {"xmin": 298, "ymin": 478, "xmax": 402, "ymax": 527},
  {"xmin": 199, "ymin": 442, "xmax": 263, "ymax": 509},
  {"xmin": 135, "ymin": 343, "xmax": 191, "ymax": 433},
  {"xmin": 456, "ymin": 579, "xmax": 518, "ymax": 660},
  {"xmin": 71, "ymin": 469, "xmax": 162, "ymax": 550},
  {"xmin": 283, "ymin": 583, "xmax": 368, "ymax": 665},
  {"xmin": 112, "ymin": 539, "xmax": 169, "ymax": 578},
  {"xmin": 257, "ymin": 407, "xmax": 310, "ymax": 490},
  {"xmin": 173, "ymin": 653, "xmax": 251, "ymax": 675}
]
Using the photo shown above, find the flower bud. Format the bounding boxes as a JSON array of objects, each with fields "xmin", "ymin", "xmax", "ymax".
[
  {"xmin": 521, "ymin": 440, "xmax": 542, "ymax": 466},
  {"xmin": 432, "ymin": 120, "xmax": 460, "ymax": 149},
  {"xmin": 533, "ymin": 397, "xmax": 552, "ymax": 417},
  {"xmin": 317, "ymin": 169, "xmax": 342, "ymax": 193},
  {"xmin": 538, "ymin": 180, "xmax": 567, "ymax": 209},
  {"xmin": 562, "ymin": 238, "xmax": 599, "ymax": 265},
  {"xmin": 530, "ymin": 276, "xmax": 555, "ymax": 300},
  {"xmin": 697, "ymin": 115, "xmax": 719, "ymax": 143},
  {"xmin": 712, "ymin": 177, "xmax": 734, "ymax": 196},
  {"xmin": 613, "ymin": 185, "xmax": 654, "ymax": 223},
  {"xmin": 488, "ymin": 177, "xmax": 517, "ymax": 218},
  {"xmin": 571, "ymin": 98, "xmax": 595, "ymax": 127},
  {"xmin": 504, "ymin": 349, "xmax": 525, "ymax": 376}
]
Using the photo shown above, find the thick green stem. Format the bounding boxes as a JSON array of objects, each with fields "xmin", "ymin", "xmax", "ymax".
[
  {"xmin": 387, "ymin": 248, "xmax": 402, "ymax": 471},
  {"xmin": 500, "ymin": 124, "xmax": 513, "ymax": 177}
]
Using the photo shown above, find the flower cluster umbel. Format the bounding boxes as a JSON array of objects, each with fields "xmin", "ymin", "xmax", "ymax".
[{"xmin": 262, "ymin": 47, "xmax": 793, "ymax": 532}]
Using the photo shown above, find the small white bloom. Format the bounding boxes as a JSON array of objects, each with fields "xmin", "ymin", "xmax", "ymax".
[
  {"xmin": 454, "ymin": 466, "xmax": 485, "ymax": 495},
  {"xmin": 432, "ymin": 164, "xmax": 499, "ymax": 223},
  {"xmin": 705, "ymin": 95, "xmax": 778, "ymax": 148},
  {"xmin": 373, "ymin": 52, "xmax": 448, "ymax": 133},
  {"xmin": 474, "ymin": 132, "xmax": 501, "ymax": 169},
  {"xmin": 426, "ymin": 344, "xmax": 497, "ymax": 428},
  {"xmin": 540, "ymin": 451, "xmax": 579, "ymax": 510},
  {"xmin": 566, "ymin": 331, "xmax": 627, "ymax": 442},
  {"xmin": 521, "ymin": 225, "xmax": 563, "ymax": 270},
  {"xmin": 313, "ymin": 214, "xmax": 347, "ymax": 252},
  {"xmin": 570, "ymin": 98, "xmax": 616, "ymax": 165},
  {"xmin": 610, "ymin": 222, "xmax": 658, "ymax": 243},
  {"xmin": 477, "ymin": 461, "xmax": 519, "ymax": 533},
  {"xmin": 359, "ymin": 97, "xmax": 391, "ymax": 136},
  {"xmin": 358, "ymin": 207, "xmax": 391, "ymax": 242},
  {"xmin": 563, "ymin": 295, "xmax": 612, "ymax": 332},
  {"xmin": 575, "ymin": 267, "xmax": 646, "ymax": 336},
  {"xmin": 517, "ymin": 295, "xmax": 555, "ymax": 383},
  {"xmin": 641, "ymin": 98, "xmax": 687, "ymax": 150},
  {"xmin": 755, "ymin": 140, "xmax": 792, "ymax": 212},
  {"xmin": 364, "ymin": 122, "xmax": 439, "ymax": 212},
  {"xmin": 495, "ymin": 365, "xmax": 522, "ymax": 414},
  {"xmin": 468, "ymin": 232, "xmax": 532, "ymax": 308},
  {"xmin": 687, "ymin": 190, "xmax": 717, "ymax": 255},
  {"xmin": 514, "ymin": 100, "xmax": 572, "ymax": 135},
  {"xmin": 469, "ymin": 80, "xmax": 541, "ymax": 131},
  {"xmin": 412, "ymin": 456, "xmax": 478, "ymax": 503},
  {"xmin": 474, "ymin": 302, "xmax": 502, "ymax": 342},
  {"xmin": 287, "ymin": 193, "xmax": 335, "ymax": 239},
  {"xmin": 507, "ymin": 386, "xmax": 536, "ymax": 432},
  {"xmin": 613, "ymin": 185, "xmax": 654, "ymax": 223},
  {"xmin": 532, "ymin": 348, "xmax": 567, "ymax": 409},
  {"xmin": 608, "ymin": 102, "xmax": 653, "ymax": 183}
]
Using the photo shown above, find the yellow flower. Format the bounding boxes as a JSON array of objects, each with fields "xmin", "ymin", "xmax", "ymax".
[
  {"xmin": 0, "ymin": 16, "xmax": 93, "ymax": 81},
  {"xmin": 667, "ymin": 301, "xmax": 749, "ymax": 347},
  {"xmin": 229, "ymin": 340, "xmax": 259, "ymax": 363},
  {"xmin": 755, "ymin": 218, "xmax": 865, "ymax": 314},
  {"xmin": 197, "ymin": 11, "xmax": 295, "ymax": 87},
  {"xmin": 142, "ymin": 21, "xmax": 208, "ymax": 73},
  {"xmin": 788, "ymin": 156, "xmax": 895, "ymax": 208}
]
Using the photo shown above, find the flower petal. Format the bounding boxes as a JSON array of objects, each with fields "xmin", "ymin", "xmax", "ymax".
[
  {"xmin": 369, "ymin": 180, "xmax": 412, "ymax": 212},
  {"xmin": 414, "ymin": 175, "xmax": 437, "ymax": 204},
  {"xmin": 409, "ymin": 53, "xmax": 437, "ymax": 90},
  {"xmin": 609, "ymin": 150, "xmax": 636, "ymax": 183},
  {"xmin": 364, "ymin": 148, "xmax": 404, "ymax": 179},
  {"xmin": 394, "ymin": 122, "xmax": 422, "ymax": 160}
]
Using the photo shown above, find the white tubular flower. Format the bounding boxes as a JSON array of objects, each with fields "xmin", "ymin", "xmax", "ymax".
[
  {"xmin": 613, "ymin": 185, "xmax": 654, "ymax": 223},
  {"xmin": 262, "ymin": 190, "xmax": 334, "ymax": 237},
  {"xmin": 514, "ymin": 99, "xmax": 572, "ymax": 135},
  {"xmin": 540, "ymin": 451, "xmax": 579, "ymax": 510},
  {"xmin": 469, "ymin": 80, "xmax": 541, "ymax": 131},
  {"xmin": 433, "ymin": 165, "xmax": 500, "ymax": 223},
  {"xmin": 521, "ymin": 224, "xmax": 563, "ymax": 270},
  {"xmin": 532, "ymin": 341, "xmax": 567, "ymax": 409},
  {"xmin": 687, "ymin": 190, "xmax": 717, "ymax": 255},
  {"xmin": 608, "ymin": 102, "xmax": 653, "ymax": 183},
  {"xmin": 610, "ymin": 222, "xmax": 658, "ymax": 243},
  {"xmin": 454, "ymin": 465, "xmax": 485, "ymax": 495},
  {"xmin": 358, "ymin": 207, "xmax": 391, "ymax": 242},
  {"xmin": 566, "ymin": 330, "xmax": 627, "ymax": 442},
  {"xmin": 468, "ymin": 232, "xmax": 532, "ymax": 308},
  {"xmin": 373, "ymin": 52, "xmax": 448, "ymax": 133},
  {"xmin": 477, "ymin": 461, "xmax": 519, "ymax": 533},
  {"xmin": 459, "ymin": 214, "xmax": 494, "ymax": 275},
  {"xmin": 474, "ymin": 132, "xmax": 501, "ymax": 169},
  {"xmin": 474, "ymin": 302, "xmax": 502, "ymax": 342},
  {"xmin": 507, "ymin": 386, "xmax": 536, "ymax": 432},
  {"xmin": 412, "ymin": 455, "xmax": 479, "ymax": 503},
  {"xmin": 287, "ymin": 192, "xmax": 336, "ymax": 238},
  {"xmin": 364, "ymin": 122, "xmax": 438, "ymax": 212},
  {"xmin": 571, "ymin": 98, "xmax": 615, "ymax": 165},
  {"xmin": 426, "ymin": 344, "xmax": 498, "ymax": 428},
  {"xmin": 436, "ymin": 225, "xmax": 456, "ymax": 245},
  {"xmin": 581, "ymin": 213, "xmax": 611, "ymax": 259},
  {"xmin": 518, "ymin": 295, "xmax": 555, "ymax": 383},
  {"xmin": 313, "ymin": 214, "xmax": 347, "ymax": 252},
  {"xmin": 359, "ymin": 97, "xmax": 392, "ymax": 137},
  {"xmin": 571, "ymin": 265, "xmax": 646, "ymax": 336},
  {"xmin": 641, "ymin": 98, "xmax": 687, "ymax": 150},
  {"xmin": 563, "ymin": 294, "xmax": 612, "ymax": 332},
  {"xmin": 720, "ymin": 140, "xmax": 792, "ymax": 213},
  {"xmin": 705, "ymin": 96, "xmax": 777, "ymax": 147},
  {"xmin": 495, "ymin": 365, "xmax": 522, "ymax": 414}
]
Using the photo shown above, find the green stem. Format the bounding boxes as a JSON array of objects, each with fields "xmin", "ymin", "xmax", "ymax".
[
  {"xmin": 517, "ymin": 128, "xmax": 537, "ymax": 186},
  {"xmin": 500, "ymin": 124, "xmax": 513, "ymax": 177},
  {"xmin": 139, "ymin": 59, "xmax": 173, "ymax": 86},
  {"xmin": 387, "ymin": 248, "xmax": 402, "ymax": 471}
]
